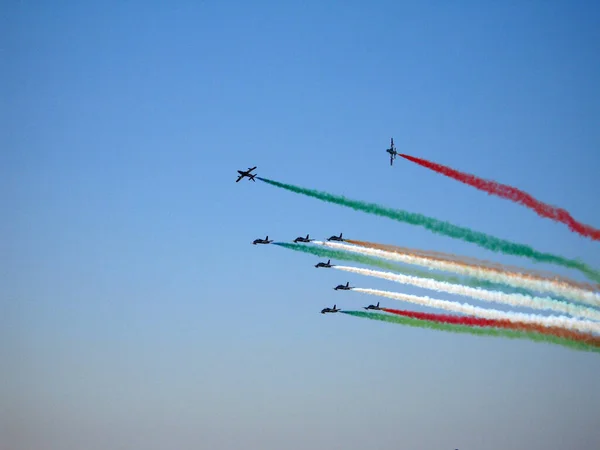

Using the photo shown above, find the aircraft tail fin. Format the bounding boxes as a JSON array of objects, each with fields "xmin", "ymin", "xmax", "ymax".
[{"xmin": 327, "ymin": 260, "xmax": 330, "ymax": 264}]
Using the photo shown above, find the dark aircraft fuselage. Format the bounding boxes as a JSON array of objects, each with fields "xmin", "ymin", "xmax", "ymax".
[
  {"xmin": 334, "ymin": 284, "xmax": 351, "ymax": 290},
  {"xmin": 315, "ymin": 262, "xmax": 332, "ymax": 268}
]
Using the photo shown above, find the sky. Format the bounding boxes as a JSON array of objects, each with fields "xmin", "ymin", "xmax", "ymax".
[{"xmin": 2, "ymin": 1, "xmax": 600, "ymax": 449}]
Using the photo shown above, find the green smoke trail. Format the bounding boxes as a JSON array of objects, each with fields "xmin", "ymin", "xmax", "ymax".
[
  {"xmin": 258, "ymin": 177, "xmax": 600, "ymax": 283},
  {"xmin": 341, "ymin": 311, "xmax": 600, "ymax": 354},
  {"xmin": 274, "ymin": 242, "xmax": 545, "ymax": 296}
]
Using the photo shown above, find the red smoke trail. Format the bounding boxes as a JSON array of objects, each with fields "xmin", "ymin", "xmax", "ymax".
[
  {"xmin": 381, "ymin": 308, "xmax": 600, "ymax": 347},
  {"xmin": 399, "ymin": 154, "xmax": 600, "ymax": 241}
]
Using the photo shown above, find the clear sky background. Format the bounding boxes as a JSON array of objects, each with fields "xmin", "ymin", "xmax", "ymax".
[{"xmin": 3, "ymin": 1, "xmax": 600, "ymax": 449}]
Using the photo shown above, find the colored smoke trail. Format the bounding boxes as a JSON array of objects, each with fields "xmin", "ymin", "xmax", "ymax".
[
  {"xmin": 321, "ymin": 241, "xmax": 600, "ymax": 307},
  {"xmin": 399, "ymin": 153, "xmax": 600, "ymax": 241},
  {"xmin": 350, "ymin": 288, "xmax": 600, "ymax": 334},
  {"xmin": 381, "ymin": 308, "xmax": 600, "ymax": 348},
  {"xmin": 274, "ymin": 242, "xmax": 534, "ymax": 295},
  {"xmin": 256, "ymin": 177, "xmax": 600, "ymax": 282},
  {"xmin": 346, "ymin": 239, "xmax": 600, "ymax": 293},
  {"xmin": 341, "ymin": 311, "xmax": 600, "ymax": 354},
  {"xmin": 334, "ymin": 265, "xmax": 600, "ymax": 321}
]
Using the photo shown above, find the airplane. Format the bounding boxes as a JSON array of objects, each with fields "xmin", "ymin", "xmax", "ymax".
[
  {"xmin": 293, "ymin": 234, "xmax": 313, "ymax": 243},
  {"xmin": 315, "ymin": 259, "xmax": 333, "ymax": 268},
  {"xmin": 363, "ymin": 302, "xmax": 381, "ymax": 310},
  {"xmin": 252, "ymin": 235, "xmax": 273, "ymax": 245},
  {"xmin": 236, "ymin": 166, "xmax": 257, "ymax": 182},
  {"xmin": 321, "ymin": 304, "xmax": 340, "ymax": 314},
  {"xmin": 386, "ymin": 138, "xmax": 398, "ymax": 166},
  {"xmin": 327, "ymin": 232, "xmax": 344, "ymax": 242},
  {"xmin": 333, "ymin": 281, "xmax": 352, "ymax": 290}
]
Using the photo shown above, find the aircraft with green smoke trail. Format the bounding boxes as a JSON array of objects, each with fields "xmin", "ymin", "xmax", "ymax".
[
  {"xmin": 321, "ymin": 304, "xmax": 340, "ymax": 314},
  {"xmin": 252, "ymin": 235, "xmax": 273, "ymax": 245},
  {"xmin": 235, "ymin": 166, "xmax": 257, "ymax": 182}
]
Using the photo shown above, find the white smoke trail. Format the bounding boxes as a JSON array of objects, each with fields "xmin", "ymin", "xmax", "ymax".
[
  {"xmin": 350, "ymin": 288, "xmax": 600, "ymax": 335},
  {"xmin": 313, "ymin": 241, "xmax": 600, "ymax": 307},
  {"xmin": 332, "ymin": 265, "xmax": 600, "ymax": 321}
]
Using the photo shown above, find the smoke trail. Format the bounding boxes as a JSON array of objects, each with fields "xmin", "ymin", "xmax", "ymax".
[
  {"xmin": 257, "ymin": 177, "xmax": 600, "ymax": 282},
  {"xmin": 273, "ymin": 242, "xmax": 537, "ymax": 295},
  {"xmin": 381, "ymin": 308, "xmax": 600, "ymax": 348},
  {"xmin": 399, "ymin": 153, "xmax": 600, "ymax": 241},
  {"xmin": 333, "ymin": 265, "xmax": 600, "ymax": 321},
  {"xmin": 350, "ymin": 288, "xmax": 600, "ymax": 334},
  {"xmin": 319, "ymin": 241, "xmax": 600, "ymax": 307},
  {"xmin": 341, "ymin": 311, "xmax": 600, "ymax": 354},
  {"xmin": 346, "ymin": 239, "xmax": 600, "ymax": 293}
]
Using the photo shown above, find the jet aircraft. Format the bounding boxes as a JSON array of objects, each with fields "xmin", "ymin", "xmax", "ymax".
[
  {"xmin": 363, "ymin": 302, "xmax": 381, "ymax": 310},
  {"xmin": 321, "ymin": 304, "xmax": 340, "ymax": 314},
  {"xmin": 386, "ymin": 138, "xmax": 398, "ymax": 166},
  {"xmin": 293, "ymin": 234, "xmax": 313, "ymax": 243},
  {"xmin": 315, "ymin": 259, "xmax": 333, "ymax": 268},
  {"xmin": 252, "ymin": 235, "xmax": 273, "ymax": 245},
  {"xmin": 334, "ymin": 282, "xmax": 352, "ymax": 290},
  {"xmin": 327, "ymin": 233, "xmax": 344, "ymax": 242},
  {"xmin": 236, "ymin": 166, "xmax": 257, "ymax": 182}
]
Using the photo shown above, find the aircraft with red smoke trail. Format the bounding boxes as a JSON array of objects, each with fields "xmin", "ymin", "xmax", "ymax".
[
  {"xmin": 386, "ymin": 138, "xmax": 397, "ymax": 165},
  {"xmin": 363, "ymin": 302, "xmax": 381, "ymax": 310}
]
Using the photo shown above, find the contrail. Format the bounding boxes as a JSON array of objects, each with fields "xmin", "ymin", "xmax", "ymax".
[
  {"xmin": 399, "ymin": 153, "xmax": 600, "ymax": 241},
  {"xmin": 340, "ymin": 311, "xmax": 600, "ymax": 354},
  {"xmin": 381, "ymin": 307, "xmax": 600, "ymax": 348},
  {"xmin": 273, "ymin": 242, "xmax": 537, "ymax": 295},
  {"xmin": 317, "ymin": 240, "xmax": 600, "ymax": 307},
  {"xmin": 346, "ymin": 239, "xmax": 600, "ymax": 293},
  {"xmin": 256, "ymin": 177, "xmax": 600, "ymax": 282},
  {"xmin": 333, "ymin": 265, "xmax": 600, "ymax": 321},
  {"xmin": 349, "ymin": 288, "xmax": 600, "ymax": 334}
]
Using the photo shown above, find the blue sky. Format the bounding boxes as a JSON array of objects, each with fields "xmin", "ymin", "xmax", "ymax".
[{"xmin": 3, "ymin": 1, "xmax": 600, "ymax": 449}]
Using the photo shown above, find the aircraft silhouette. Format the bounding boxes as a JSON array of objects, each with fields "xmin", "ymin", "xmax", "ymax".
[
  {"xmin": 321, "ymin": 304, "xmax": 340, "ymax": 314},
  {"xmin": 334, "ymin": 282, "xmax": 352, "ymax": 290},
  {"xmin": 236, "ymin": 166, "xmax": 257, "ymax": 182},
  {"xmin": 252, "ymin": 235, "xmax": 273, "ymax": 245},
  {"xmin": 386, "ymin": 138, "xmax": 398, "ymax": 166},
  {"xmin": 315, "ymin": 259, "xmax": 333, "ymax": 268},
  {"xmin": 363, "ymin": 302, "xmax": 381, "ymax": 310},
  {"xmin": 327, "ymin": 232, "xmax": 344, "ymax": 242},
  {"xmin": 293, "ymin": 234, "xmax": 313, "ymax": 243}
]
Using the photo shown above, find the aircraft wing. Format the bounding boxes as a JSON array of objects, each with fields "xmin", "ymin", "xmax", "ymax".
[
  {"xmin": 248, "ymin": 166, "xmax": 256, "ymax": 172},
  {"xmin": 236, "ymin": 175, "xmax": 243, "ymax": 182}
]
